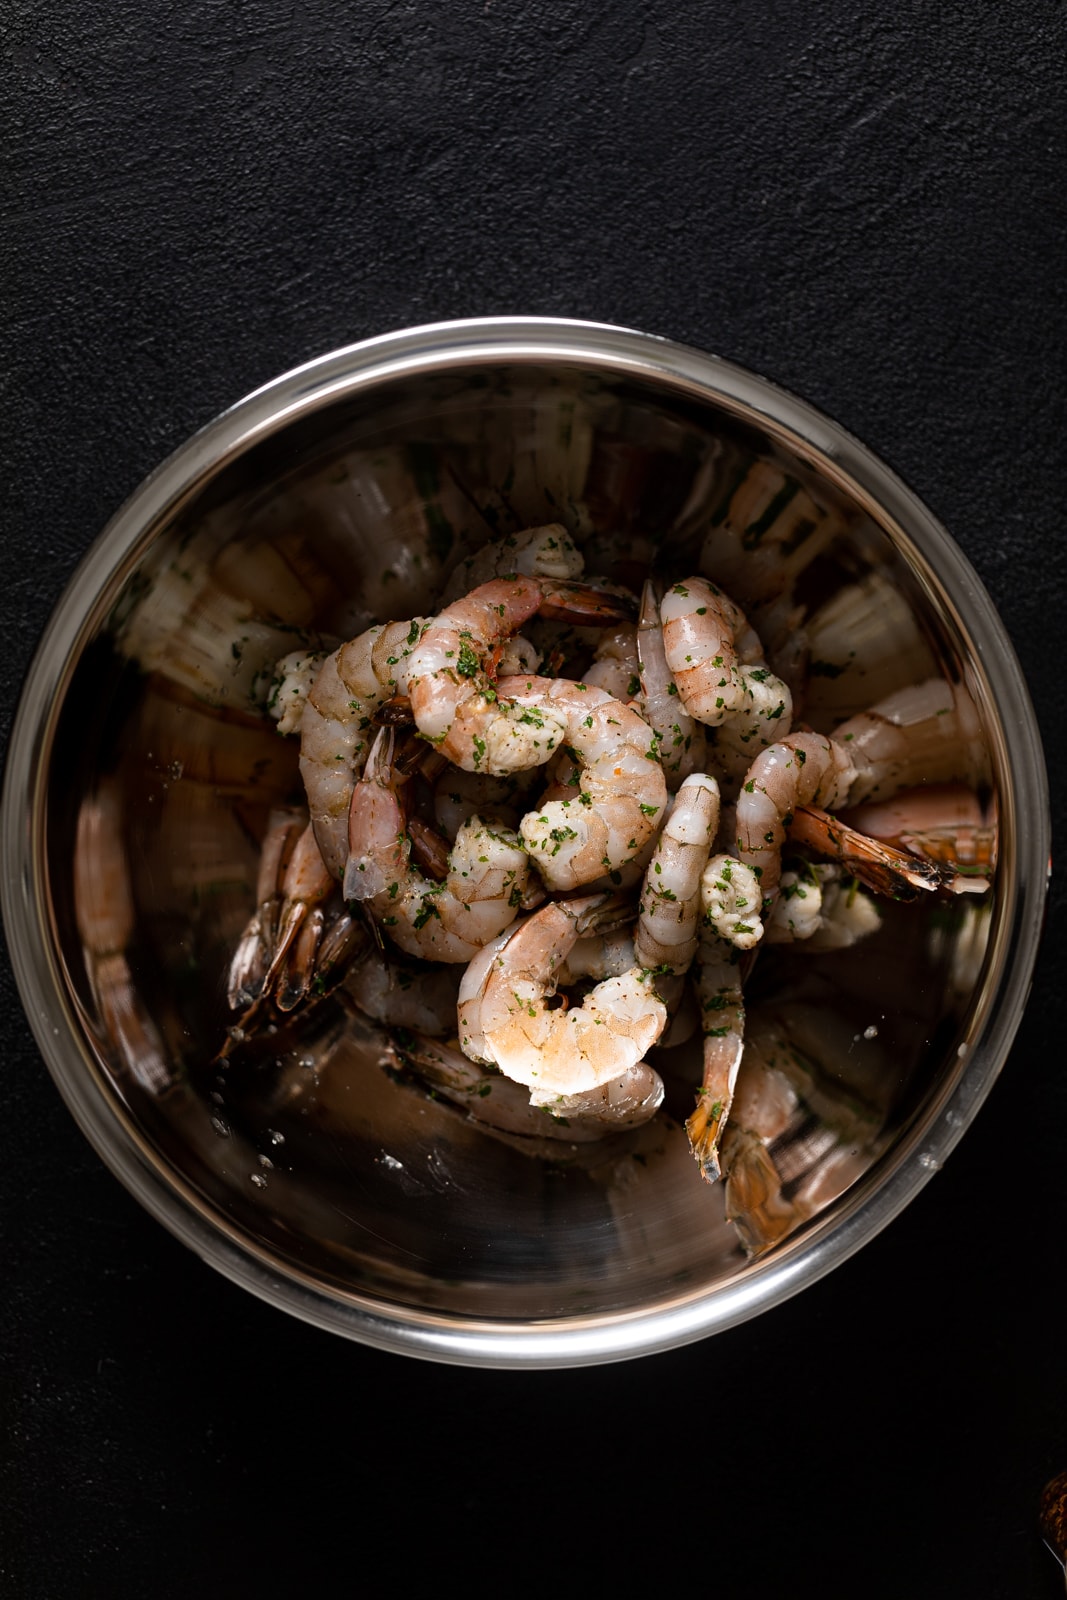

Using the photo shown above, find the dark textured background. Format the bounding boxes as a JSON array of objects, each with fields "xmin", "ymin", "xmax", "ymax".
[{"xmin": 3, "ymin": 4, "xmax": 1065, "ymax": 1596}]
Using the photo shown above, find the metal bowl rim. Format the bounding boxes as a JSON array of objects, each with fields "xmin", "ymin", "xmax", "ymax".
[{"xmin": 0, "ymin": 316, "xmax": 1050, "ymax": 1368}]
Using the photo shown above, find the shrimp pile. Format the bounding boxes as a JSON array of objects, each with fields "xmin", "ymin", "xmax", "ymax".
[{"xmin": 218, "ymin": 512, "xmax": 994, "ymax": 1253}]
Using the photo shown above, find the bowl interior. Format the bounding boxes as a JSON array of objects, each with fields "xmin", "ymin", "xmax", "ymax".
[{"xmin": 33, "ymin": 344, "xmax": 1015, "ymax": 1341}]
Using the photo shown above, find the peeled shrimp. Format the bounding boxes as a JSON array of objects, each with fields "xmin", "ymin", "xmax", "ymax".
[
  {"xmin": 554, "ymin": 777, "xmax": 719, "ymax": 1033},
  {"xmin": 735, "ymin": 682, "xmax": 985, "ymax": 912},
  {"xmin": 634, "ymin": 580, "xmax": 707, "ymax": 789},
  {"xmin": 684, "ymin": 847, "xmax": 764, "ymax": 1182},
  {"xmin": 457, "ymin": 893, "xmax": 667, "ymax": 1121},
  {"xmin": 298, "ymin": 617, "xmax": 427, "ymax": 878},
  {"xmin": 701, "ymin": 853, "xmax": 765, "ymax": 950},
  {"xmin": 498, "ymin": 675, "xmax": 667, "ymax": 891},
  {"xmin": 407, "ymin": 574, "xmax": 630, "ymax": 774},
  {"xmin": 582, "ymin": 622, "xmax": 641, "ymax": 703},
  {"xmin": 345, "ymin": 727, "xmax": 534, "ymax": 962},
  {"xmin": 659, "ymin": 577, "xmax": 792, "ymax": 777},
  {"xmin": 735, "ymin": 731, "xmax": 857, "ymax": 907},
  {"xmin": 687, "ymin": 929, "xmax": 748, "ymax": 1183},
  {"xmin": 634, "ymin": 773, "xmax": 720, "ymax": 973},
  {"xmin": 266, "ymin": 648, "xmax": 327, "ymax": 736}
]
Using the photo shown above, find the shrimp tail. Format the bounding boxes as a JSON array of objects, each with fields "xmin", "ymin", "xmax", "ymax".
[
  {"xmin": 686, "ymin": 1032, "xmax": 745, "ymax": 1183},
  {"xmin": 787, "ymin": 804, "xmax": 950, "ymax": 899},
  {"xmin": 533, "ymin": 580, "xmax": 637, "ymax": 624}
]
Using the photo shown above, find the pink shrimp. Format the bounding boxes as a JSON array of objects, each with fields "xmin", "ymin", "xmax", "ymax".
[{"xmin": 407, "ymin": 574, "xmax": 631, "ymax": 774}]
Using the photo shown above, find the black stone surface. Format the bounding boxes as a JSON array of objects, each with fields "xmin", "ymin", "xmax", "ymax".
[{"xmin": 2, "ymin": 4, "xmax": 1065, "ymax": 1596}]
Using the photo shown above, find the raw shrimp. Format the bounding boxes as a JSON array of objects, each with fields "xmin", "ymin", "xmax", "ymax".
[
  {"xmin": 345, "ymin": 727, "xmax": 534, "ymax": 962},
  {"xmin": 227, "ymin": 808, "xmax": 306, "ymax": 1009},
  {"xmin": 298, "ymin": 617, "xmax": 428, "ymax": 878},
  {"xmin": 735, "ymin": 679, "xmax": 987, "ymax": 913},
  {"xmin": 407, "ymin": 574, "xmax": 632, "ymax": 775},
  {"xmin": 582, "ymin": 622, "xmax": 641, "ymax": 703},
  {"xmin": 787, "ymin": 805, "xmax": 949, "ymax": 899},
  {"xmin": 552, "ymin": 778, "xmax": 719, "ymax": 1041},
  {"xmin": 634, "ymin": 581, "xmax": 707, "ymax": 789},
  {"xmin": 659, "ymin": 577, "xmax": 792, "ymax": 777},
  {"xmin": 701, "ymin": 852, "xmax": 765, "ymax": 950},
  {"xmin": 634, "ymin": 773, "xmax": 720, "ymax": 974},
  {"xmin": 468, "ymin": 675, "xmax": 664, "ymax": 891},
  {"xmin": 267, "ymin": 648, "xmax": 327, "ymax": 736},
  {"xmin": 734, "ymin": 731, "xmax": 858, "ymax": 907},
  {"xmin": 457, "ymin": 893, "xmax": 667, "ymax": 1122}
]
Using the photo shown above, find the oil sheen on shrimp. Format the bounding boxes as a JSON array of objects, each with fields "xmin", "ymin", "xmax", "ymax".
[
  {"xmin": 734, "ymin": 731, "xmax": 857, "ymax": 907},
  {"xmin": 635, "ymin": 580, "xmax": 707, "ymax": 789},
  {"xmin": 457, "ymin": 893, "xmax": 667, "ymax": 1119},
  {"xmin": 684, "ymin": 846, "xmax": 764, "ymax": 1182},
  {"xmin": 494, "ymin": 674, "xmax": 668, "ymax": 892},
  {"xmin": 345, "ymin": 727, "xmax": 533, "ymax": 962},
  {"xmin": 634, "ymin": 773, "xmax": 720, "ymax": 974},
  {"xmin": 659, "ymin": 576, "xmax": 792, "ymax": 776},
  {"xmin": 582, "ymin": 622, "xmax": 640, "ymax": 703}
]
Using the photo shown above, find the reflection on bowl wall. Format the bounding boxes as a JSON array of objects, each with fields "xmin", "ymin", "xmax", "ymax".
[{"xmin": 1, "ymin": 320, "xmax": 1047, "ymax": 1367}]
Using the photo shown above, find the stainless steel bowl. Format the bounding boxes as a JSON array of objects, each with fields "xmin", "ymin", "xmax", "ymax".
[{"xmin": 1, "ymin": 318, "xmax": 1048, "ymax": 1367}]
